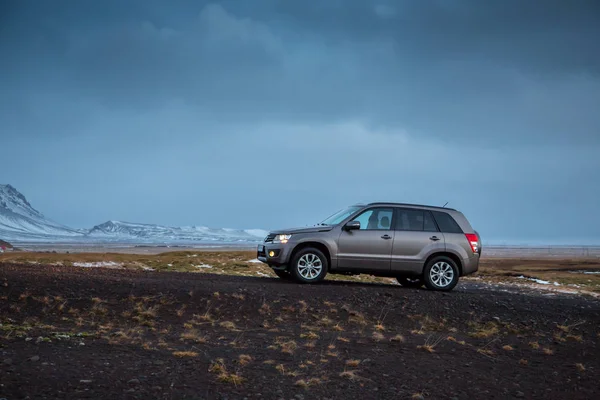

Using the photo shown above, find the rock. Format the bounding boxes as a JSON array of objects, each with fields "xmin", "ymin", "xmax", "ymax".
[
  {"xmin": 128, "ymin": 379, "xmax": 140, "ymax": 385},
  {"xmin": 412, "ymin": 395, "xmax": 425, "ymax": 400},
  {"xmin": 295, "ymin": 395, "xmax": 305, "ymax": 400},
  {"xmin": 493, "ymin": 317, "xmax": 501, "ymax": 322},
  {"xmin": 2, "ymin": 358, "xmax": 12, "ymax": 365},
  {"xmin": 514, "ymin": 391, "xmax": 525, "ymax": 398},
  {"xmin": 30, "ymin": 355, "xmax": 40, "ymax": 362},
  {"xmin": 152, "ymin": 386, "xmax": 162, "ymax": 391},
  {"xmin": 153, "ymin": 360, "xmax": 165, "ymax": 366},
  {"xmin": 124, "ymin": 388, "xmax": 136, "ymax": 393},
  {"xmin": 80, "ymin": 380, "xmax": 92, "ymax": 384}
]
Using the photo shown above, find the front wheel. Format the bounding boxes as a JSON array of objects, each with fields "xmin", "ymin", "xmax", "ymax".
[
  {"xmin": 423, "ymin": 256, "xmax": 459, "ymax": 291},
  {"xmin": 289, "ymin": 247, "xmax": 328, "ymax": 284},
  {"xmin": 396, "ymin": 276, "xmax": 424, "ymax": 288}
]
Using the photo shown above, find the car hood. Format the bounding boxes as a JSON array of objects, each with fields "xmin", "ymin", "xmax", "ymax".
[{"xmin": 270, "ymin": 225, "xmax": 334, "ymax": 235}]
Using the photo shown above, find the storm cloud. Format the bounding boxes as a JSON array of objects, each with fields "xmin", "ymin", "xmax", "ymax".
[{"xmin": 1, "ymin": 0, "xmax": 599, "ymax": 243}]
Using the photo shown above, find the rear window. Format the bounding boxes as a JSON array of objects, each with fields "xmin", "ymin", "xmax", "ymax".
[
  {"xmin": 396, "ymin": 209, "xmax": 439, "ymax": 232},
  {"xmin": 431, "ymin": 211, "xmax": 463, "ymax": 233}
]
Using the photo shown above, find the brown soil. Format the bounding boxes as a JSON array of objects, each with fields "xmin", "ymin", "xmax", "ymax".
[{"xmin": 1, "ymin": 262, "xmax": 599, "ymax": 400}]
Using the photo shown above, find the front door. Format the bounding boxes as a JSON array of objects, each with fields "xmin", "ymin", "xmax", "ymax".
[
  {"xmin": 337, "ymin": 207, "xmax": 395, "ymax": 272},
  {"xmin": 391, "ymin": 208, "xmax": 446, "ymax": 273}
]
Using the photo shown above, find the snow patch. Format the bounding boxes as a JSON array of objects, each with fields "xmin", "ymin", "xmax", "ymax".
[
  {"xmin": 517, "ymin": 276, "xmax": 560, "ymax": 286},
  {"xmin": 73, "ymin": 261, "xmax": 124, "ymax": 269},
  {"xmin": 247, "ymin": 258, "xmax": 263, "ymax": 263},
  {"xmin": 568, "ymin": 270, "xmax": 600, "ymax": 275},
  {"xmin": 256, "ymin": 271, "xmax": 271, "ymax": 277},
  {"xmin": 194, "ymin": 264, "xmax": 213, "ymax": 269}
]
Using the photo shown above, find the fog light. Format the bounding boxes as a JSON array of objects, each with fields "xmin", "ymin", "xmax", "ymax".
[{"xmin": 269, "ymin": 251, "xmax": 275, "ymax": 257}]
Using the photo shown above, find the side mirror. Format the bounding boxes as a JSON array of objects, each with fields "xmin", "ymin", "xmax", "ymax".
[{"xmin": 344, "ymin": 220, "xmax": 361, "ymax": 231}]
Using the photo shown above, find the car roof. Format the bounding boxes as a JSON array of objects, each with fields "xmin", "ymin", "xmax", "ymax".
[{"xmin": 364, "ymin": 202, "xmax": 458, "ymax": 212}]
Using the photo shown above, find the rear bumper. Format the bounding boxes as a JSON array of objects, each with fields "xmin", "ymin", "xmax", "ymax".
[
  {"xmin": 257, "ymin": 243, "xmax": 293, "ymax": 269},
  {"xmin": 461, "ymin": 253, "xmax": 480, "ymax": 276}
]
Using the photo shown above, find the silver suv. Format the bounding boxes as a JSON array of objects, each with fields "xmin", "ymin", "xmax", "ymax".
[{"xmin": 257, "ymin": 203, "xmax": 481, "ymax": 291}]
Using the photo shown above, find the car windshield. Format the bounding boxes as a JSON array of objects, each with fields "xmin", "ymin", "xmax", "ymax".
[{"xmin": 319, "ymin": 206, "xmax": 362, "ymax": 226}]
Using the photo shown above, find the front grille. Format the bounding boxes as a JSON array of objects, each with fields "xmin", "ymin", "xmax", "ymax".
[{"xmin": 264, "ymin": 234, "xmax": 276, "ymax": 243}]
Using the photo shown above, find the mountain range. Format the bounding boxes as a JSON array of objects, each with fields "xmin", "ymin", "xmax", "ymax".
[{"xmin": 0, "ymin": 184, "xmax": 267, "ymax": 244}]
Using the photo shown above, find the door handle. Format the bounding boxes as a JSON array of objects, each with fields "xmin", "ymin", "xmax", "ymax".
[
  {"xmin": 381, "ymin": 234, "xmax": 392, "ymax": 240},
  {"xmin": 429, "ymin": 236, "xmax": 440, "ymax": 241}
]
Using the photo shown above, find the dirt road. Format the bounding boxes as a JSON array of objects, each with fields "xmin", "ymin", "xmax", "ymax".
[{"xmin": 1, "ymin": 263, "xmax": 599, "ymax": 399}]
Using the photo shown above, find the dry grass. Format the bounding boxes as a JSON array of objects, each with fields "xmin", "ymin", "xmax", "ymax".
[
  {"xmin": 417, "ymin": 334, "xmax": 445, "ymax": 353},
  {"xmin": 339, "ymin": 370, "xmax": 363, "ymax": 381},
  {"xmin": 502, "ymin": 345, "xmax": 514, "ymax": 351},
  {"xmin": 566, "ymin": 334, "xmax": 583, "ymax": 342},
  {"xmin": 172, "ymin": 351, "xmax": 198, "ymax": 358},
  {"xmin": 180, "ymin": 329, "xmax": 207, "ymax": 343},
  {"xmin": 477, "ymin": 348, "xmax": 495, "ymax": 357},
  {"xmin": 345, "ymin": 359, "xmax": 361, "ymax": 367},
  {"xmin": 219, "ymin": 321, "xmax": 237, "ymax": 331},
  {"xmin": 575, "ymin": 363, "xmax": 586, "ymax": 372},
  {"xmin": 391, "ymin": 334, "xmax": 405, "ymax": 343},
  {"xmin": 468, "ymin": 321, "xmax": 499, "ymax": 339},
  {"xmin": 300, "ymin": 331, "xmax": 320, "ymax": 340},
  {"xmin": 529, "ymin": 341, "xmax": 540, "ymax": 350},
  {"xmin": 519, "ymin": 359, "xmax": 529, "ymax": 366},
  {"xmin": 372, "ymin": 332, "xmax": 385, "ymax": 341},
  {"xmin": 543, "ymin": 347, "xmax": 554, "ymax": 355},
  {"xmin": 238, "ymin": 354, "xmax": 252, "ymax": 366}
]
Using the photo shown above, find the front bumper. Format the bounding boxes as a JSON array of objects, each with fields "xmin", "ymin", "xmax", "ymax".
[{"xmin": 257, "ymin": 243, "xmax": 293, "ymax": 269}]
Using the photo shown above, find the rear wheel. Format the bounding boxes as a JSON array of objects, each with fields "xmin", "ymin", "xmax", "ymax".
[
  {"xmin": 423, "ymin": 256, "xmax": 459, "ymax": 291},
  {"xmin": 272, "ymin": 269, "xmax": 292, "ymax": 280},
  {"xmin": 289, "ymin": 247, "xmax": 328, "ymax": 284},
  {"xmin": 396, "ymin": 276, "xmax": 424, "ymax": 288}
]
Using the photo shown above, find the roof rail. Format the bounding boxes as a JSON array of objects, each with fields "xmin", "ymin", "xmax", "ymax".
[{"xmin": 366, "ymin": 202, "xmax": 457, "ymax": 211}]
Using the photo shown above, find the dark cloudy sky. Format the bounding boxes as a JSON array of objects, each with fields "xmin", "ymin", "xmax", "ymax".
[{"xmin": 1, "ymin": 0, "xmax": 599, "ymax": 244}]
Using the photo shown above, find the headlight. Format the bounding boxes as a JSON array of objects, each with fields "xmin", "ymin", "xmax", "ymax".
[{"xmin": 273, "ymin": 234, "xmax": 292, "ymax": 244}]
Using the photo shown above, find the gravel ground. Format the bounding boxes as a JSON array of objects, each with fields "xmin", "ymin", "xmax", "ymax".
[{"xmin": 1, "ymin": 263, "xmax": 599, "ymax": 400}]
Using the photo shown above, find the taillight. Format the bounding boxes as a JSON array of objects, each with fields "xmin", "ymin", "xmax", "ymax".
[{"xmin": 465, "ymin": 233, "xmax": 479, "ymax": 253}]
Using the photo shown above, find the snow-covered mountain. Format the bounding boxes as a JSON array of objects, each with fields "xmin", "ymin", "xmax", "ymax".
[
  {"xmin": 0, "ymin": 184, "xmax": 267, "ymax": 244},
  {"xmin": 88, "ymin": 220, "xmax": 268, "ymax": 243},
  {"xmin": 0, "ymin": 184, "xmax": 81, "ymax": 240}
]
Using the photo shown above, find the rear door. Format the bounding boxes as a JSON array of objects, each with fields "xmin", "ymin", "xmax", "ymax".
[
  {"xmin": 391, "ymin": 208, "xmax": 446, "ymax": 274},
  {"xmin": 337, "ymin": 207, "xmax": 395, "ymax": 272}
]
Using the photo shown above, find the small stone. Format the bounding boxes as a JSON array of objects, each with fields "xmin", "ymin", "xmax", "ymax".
[
  {"xmin": 152, "ymin": 386, "xmax": 162, "ymax": 391},
  {"xmin": 30, "ymin": 355, "xmax": 40, "ymax": 362},
  {"xmin": 493, "ymin": 317, "xmax": 501, "ymax": 322},
  {"xmin": 2, "ymin": 358, "xmax": 12, "ymax": 365},
  {"xmin": 125, "ymin": 388, "xmax": 136, "ymax": 393},
  {"xmin": 128, "ymin": 379, "xmax": 140, "ymax": 385},
  {"xmin": 80, "ymin": 380, "xmax": 92, "ymax": 384},
  {"xmin": 514, "ymin": 391, "xmax": 525, "ymax": 398},
  {"xmin": 412, "ymin": 395, "xmax": 425, "ymax": 400},
  {"xmin": 153, "ymin": 360, "xmax": 165, "ymax": 366},
  {"xmin": 295, "ymin": 395, "xmax": 305, "ymax": 400}
]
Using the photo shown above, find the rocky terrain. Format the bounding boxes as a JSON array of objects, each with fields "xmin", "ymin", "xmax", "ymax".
[{"xmin": 1, "ymin": 260, "xmax": 599, "ymax": 399}]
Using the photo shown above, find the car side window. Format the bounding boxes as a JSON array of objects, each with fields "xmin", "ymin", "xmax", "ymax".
[
  {"xmin": 431, "ymin": 211, "xmax": 463, "ymax": 233},
  {"xmin": 395, "ymin": 209, "xmax": 439, "ymax": 232},
  {"xmin": 351, "ymin": 208, "xmax": 393, "ymax": 230}
]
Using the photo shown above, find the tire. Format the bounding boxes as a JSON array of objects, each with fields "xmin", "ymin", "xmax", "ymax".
[
  {"xmin": 423, "ymin": 256, "xmax": 460, "ymax": 291},
  {"xmin": 272, "ymin": 269, "xmax": 292, "ymax": 280},
  {"xmin": 289, "ymin": 247, "xmax": 328, "ymax": 284},
  {"xmin": 396, "ymin": 276, "xmax": 424, "ymax": 288}
]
